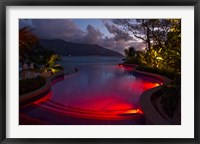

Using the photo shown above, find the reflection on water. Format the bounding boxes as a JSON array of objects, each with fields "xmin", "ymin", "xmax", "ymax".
[
  {"xmin": 51, "ymin": 64, "xmax": 159, "ymax": 112},
  {"xmin": 20, "ymin": 57, "xmax": 161, "ymax": 124}
]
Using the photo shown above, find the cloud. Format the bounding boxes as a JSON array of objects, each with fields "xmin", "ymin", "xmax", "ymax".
[
  {"xmin": 30, "ymin": 20, "xmax": 104, "ymax": 45},
  {"xmin": 104, "ymin": 23, "xmax": 133, "ymax": 41},
  {"xmin": 31, "ymin": 19, "xmax": 85, "ymax": 43},
  {"xmin": 100, "ymin": 22, "xmax": 141, "ymax": 54},
  {"xmin": 83, "ymin": 24, "xmax": 104, "ymax": 44},
  {"xmin": 97, "ymin": 37, "xmax": 145, "ymax": 54},
  {"xmin": 19, "ymin": 19, "xmax": 145, "ymax": 54}
]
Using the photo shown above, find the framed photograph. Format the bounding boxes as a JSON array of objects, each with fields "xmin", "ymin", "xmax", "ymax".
[{"xmin": 0, "ymin": 0, "xmax": 199, "ymax": 143}]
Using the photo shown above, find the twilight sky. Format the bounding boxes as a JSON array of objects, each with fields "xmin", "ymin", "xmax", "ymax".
[{"xmin": 19, "ymin": 19, "xmax": 146, "ymax": 54}]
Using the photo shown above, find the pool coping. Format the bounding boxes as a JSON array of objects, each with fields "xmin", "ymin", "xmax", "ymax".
[
  {"xmin": 136, "ymin": 70, "xmax": 173, "ymax": 125},
  {"xmin": 120, "ymin": 64, "xmax": 173, "ymax": 125},
  {"xmin": 19, "ymin": 71, "xmax": 64, "ymax": 108}
]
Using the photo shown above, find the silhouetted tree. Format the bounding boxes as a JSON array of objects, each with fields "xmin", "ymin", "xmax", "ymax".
[
  {"xmin": 19, "ymin": 26, "xmax": 38, "ymax": 62},
  {"xmin": 118, "ymin": 19, "xmax": 181, "ymax": 78}
]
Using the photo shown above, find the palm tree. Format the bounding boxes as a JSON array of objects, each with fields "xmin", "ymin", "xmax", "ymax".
[{"xmin": 124, "ymin": 47, "xmax": 140, "ymax": 64}]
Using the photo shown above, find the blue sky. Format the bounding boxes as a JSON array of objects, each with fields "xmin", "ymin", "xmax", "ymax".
[{"xmin": 19, "ymin": 19, "xmax": 145, "ymax": 54}]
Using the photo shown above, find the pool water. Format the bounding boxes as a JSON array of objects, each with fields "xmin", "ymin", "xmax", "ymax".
[
  {"xmin": 56, "ymin": 65, "xmax": 158, "ymax": 108},
  {"xmin": 41, "ymin": 65, "xmax": 159, "ymax": 121},
  {"xmin": 20, "ymin": 57, "xmax": 161, "ymax": 124}
]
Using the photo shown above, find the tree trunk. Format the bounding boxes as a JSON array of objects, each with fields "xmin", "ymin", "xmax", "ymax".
[{"xmin": 146, "ymin": 27, "xmax": 151, "ymax": 51}]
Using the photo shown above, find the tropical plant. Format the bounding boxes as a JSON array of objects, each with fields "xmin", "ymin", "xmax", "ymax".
[
  {"xmin": 124, "ymin": 47, "xmax": 137, "ymax": 63},
  {"xmin": 19, "ymin": 76, "xmax": 46, "ymax": 95},
  {"xmin": 117, "ymin": 19, "xmax": 181, "ymax": 80},
  {"xmin": 19, "ymin": 26, "xmax": 38, "ymax": 62},
  {"xmin": 28, "ymin": 47, "xmax": 61, "ymax": 71}
]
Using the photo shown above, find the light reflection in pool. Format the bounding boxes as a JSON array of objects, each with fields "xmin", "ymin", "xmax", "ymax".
[{"xmin": 43, "ymin": 64, "xmax": 160, "ymax": 119}]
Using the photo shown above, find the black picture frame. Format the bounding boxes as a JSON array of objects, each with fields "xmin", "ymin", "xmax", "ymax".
[{"xmin": 0, "ymin": 0, "xmax": 199, "ymax": 143}]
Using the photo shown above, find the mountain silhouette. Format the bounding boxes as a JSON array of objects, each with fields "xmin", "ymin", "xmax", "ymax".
[{"xmin": 39, "ymin": 39, "xmax": 123, "ymax": 57}]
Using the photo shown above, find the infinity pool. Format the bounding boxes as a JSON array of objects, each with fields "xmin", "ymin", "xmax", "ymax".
[
  {"xmin": 20, "ymin": 57, "xmax": 162, "ymax": 125},
  {"xmin": 20, "ymin": 57, "xmax": 161, "ymax": 124}
]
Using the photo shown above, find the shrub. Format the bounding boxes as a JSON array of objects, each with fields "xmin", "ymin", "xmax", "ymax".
[
  {"xmin": 160, "ymin": 85, "xmax": 181, "ymax": 118},
  {"xmin": 137, "ymin": 63, "xmax": 181, "ymax": 118},
  {"xmin": 19, "ymin": 76, "xmax": 46, "ymax": 95},
  {"xmin": 136, "ymin": 65, "xmax": 180, "ymax": 84}
]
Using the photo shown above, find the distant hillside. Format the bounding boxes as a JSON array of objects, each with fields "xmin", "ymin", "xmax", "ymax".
[{"xmin": 39, "ymin": 39, "xmax": 123, "ymax": 57}]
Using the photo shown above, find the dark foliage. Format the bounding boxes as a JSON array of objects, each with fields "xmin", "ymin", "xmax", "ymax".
[
  {"xmin": 160, "ymin": 85, "xmax": 181, "ymax": 118},
  {"xmin": 19, "ymin": 76, "xmax": 46, "ymax": 95},
  {"xmin": 136, "ymin": 65, "xmax": 180, "ymax": 83}
]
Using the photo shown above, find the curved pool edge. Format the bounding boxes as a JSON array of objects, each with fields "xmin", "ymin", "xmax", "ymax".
[
  {"xmin": 19, "ymin": 71, "xmax": 65, "ymax": 108},
  {"xmin": 134, "ymin": 70, "xmax": 172, "ymax": 125},
  {"xmin": 119, "ymin": 63, "xmax": 173, "ymax": 125},
  {"xmin": 134, "ymin": 68, "xmax": 172, "ymax": 125},
  {"xmin": 140, "ymin": 86, "xmax": 171, "ymax": 125}
]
